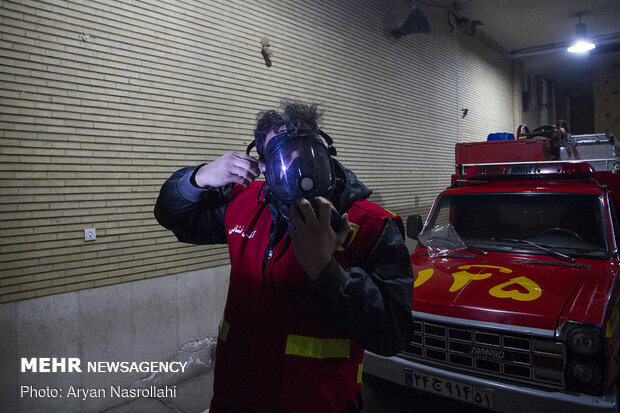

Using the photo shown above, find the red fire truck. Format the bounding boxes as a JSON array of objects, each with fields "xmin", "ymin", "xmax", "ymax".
[{"xmin": 363, "ymin": 123, "xmax": 620, "ymax": 412}]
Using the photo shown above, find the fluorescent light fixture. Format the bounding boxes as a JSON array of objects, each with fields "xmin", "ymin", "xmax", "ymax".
[
  {"xmin": 567, "ymin": 40, "xmax": 596, "ymax": 53},
  {"xmin": 567, "ymin": 17, "xmax": 596, "ymax": 53}
]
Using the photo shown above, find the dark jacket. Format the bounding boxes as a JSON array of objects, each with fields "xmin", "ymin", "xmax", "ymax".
[{"xmin": 154, "ymin": 160, "xmax": 414, "ymax": 356}]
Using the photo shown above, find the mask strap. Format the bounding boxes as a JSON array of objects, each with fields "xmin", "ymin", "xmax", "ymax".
[
  {"xmin": 248, "ymin": 113, "xmax": 337, "ymax": 157},
  {"xmin": 248, "ymin": 113, "xmax": 294, "ymax": 157},
  {"xmin": 318, "ymin": 129, "xmax": 337, "ymax": 156},
  {"xmin": 279, "ymin": 112, "xmax": 296, "ymax": 132}
]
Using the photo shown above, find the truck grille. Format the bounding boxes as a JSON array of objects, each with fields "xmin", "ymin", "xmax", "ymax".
[{"xmin": 402, "ymin": 318, "xmax": 566, "ymax": 389}]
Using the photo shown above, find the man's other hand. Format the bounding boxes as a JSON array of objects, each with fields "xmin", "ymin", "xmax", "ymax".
[{"xmin": 289, "ymin": 197, "xmax": 351, "ymax": 280}]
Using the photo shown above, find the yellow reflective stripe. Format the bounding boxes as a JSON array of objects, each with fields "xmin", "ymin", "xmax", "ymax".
[
  {"xmin": 384, "ymin": 208, "xmax": 397, "ymax": 217},
  {"xmin": 337, "ymin": 222, "xmax": 359, "ymax": 251},
  {"xmin": 357, "ymin": 363, "xmax": 363, "ymax": 383},
  {"xmin": 285, "ymin": 334, "xmax": 350, "ymax": 359},
  {"xmin": 219, "ymin": 320, "xmax": 230, "ymax": 343}
]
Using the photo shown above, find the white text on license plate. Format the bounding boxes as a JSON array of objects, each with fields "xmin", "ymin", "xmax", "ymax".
[{"xmin": 404, "ymin": 369, "xmax": 492, "ymax": 408}]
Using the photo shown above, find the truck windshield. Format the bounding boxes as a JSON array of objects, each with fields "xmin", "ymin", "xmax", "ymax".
[{"xmin": 426, "ymin": 193, "xmax": 608, "ymax": 259}]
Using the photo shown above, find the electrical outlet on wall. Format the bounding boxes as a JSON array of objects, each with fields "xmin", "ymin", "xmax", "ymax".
[{"xmin": 84, "ymin": 228, "xmax": 96, "ymax": 241}]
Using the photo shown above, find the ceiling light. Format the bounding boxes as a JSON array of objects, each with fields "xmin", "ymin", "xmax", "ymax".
[
  {"xmin": 567, "ymin": 40, "xmax": 595, "ymax": 53},
  {"xmin": 567, "ymin": 15, "xmax": 596, "ymax": 53}
]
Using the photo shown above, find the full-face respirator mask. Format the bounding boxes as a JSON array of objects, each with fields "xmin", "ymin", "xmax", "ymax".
[{"xmin": 246, "ymin": 113, "xmax": 342, "ymax": 229}]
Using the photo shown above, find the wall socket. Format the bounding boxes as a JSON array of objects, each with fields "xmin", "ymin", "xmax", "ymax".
[{"xmin": 84, "ymin": 228, "xmax": 96, "ymax": 241}]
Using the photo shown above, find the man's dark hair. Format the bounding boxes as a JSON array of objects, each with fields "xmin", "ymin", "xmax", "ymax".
[{"xmin": 254, "ymin": 100, "xmax": 324, "ymax": 158}]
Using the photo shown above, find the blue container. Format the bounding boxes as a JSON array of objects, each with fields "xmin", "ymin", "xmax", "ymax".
[{"xmin": 487, "ymin": 132, "xmax": 515, "ymax": 141}]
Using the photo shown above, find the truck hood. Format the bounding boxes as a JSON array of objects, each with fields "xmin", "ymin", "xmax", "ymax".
[{"xmin": 411, "ymin": 253, "xmax": 588, "ymax": 331}]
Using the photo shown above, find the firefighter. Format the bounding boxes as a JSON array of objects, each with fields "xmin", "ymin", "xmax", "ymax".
[{"xmin": 154, "ymin": 100, "xmax": 414, "ymax": 412}]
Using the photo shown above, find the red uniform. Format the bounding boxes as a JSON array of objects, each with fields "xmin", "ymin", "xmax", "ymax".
[{"xmin": 154, "ymin": 161, "xmax": 414, "ymax": 412}]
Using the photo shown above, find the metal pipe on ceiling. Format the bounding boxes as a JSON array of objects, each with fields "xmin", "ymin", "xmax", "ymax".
[{"xmin": 509, "ymin": 32, "xmax": 620, "ymax": 59}]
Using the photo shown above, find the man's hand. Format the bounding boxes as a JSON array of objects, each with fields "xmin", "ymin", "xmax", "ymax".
[
  {"xmin": 289, "ymin": 197, "xmax": 351, "ymax": 281},
  {"xmin": 194, "ymin": 151, "xmax": 264, "ymax": 188}
]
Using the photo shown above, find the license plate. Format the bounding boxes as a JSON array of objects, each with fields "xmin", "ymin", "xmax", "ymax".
[{"xmin": 404, "ymin": 369, "xmax": 492, "ymax": 408}]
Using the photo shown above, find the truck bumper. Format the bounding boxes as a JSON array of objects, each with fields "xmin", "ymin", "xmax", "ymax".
[{"xmin": 363, "ymin": 352, "xmax": 618, "ymax": 413}]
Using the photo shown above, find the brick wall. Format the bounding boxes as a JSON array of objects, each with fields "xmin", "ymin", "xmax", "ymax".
[
  {"xmin": 593, "ymin": 51, "xmax": 620, "ymax": 135},
  {"xmin": 0, "ymin": 0, "xmax": 516, "ymax": 302}
]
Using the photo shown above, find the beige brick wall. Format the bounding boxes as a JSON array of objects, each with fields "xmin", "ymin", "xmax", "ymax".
[
  {"xmin": 0, "ymin": 0, "xmax": 516, "ymax": 302},
  {"xmin": 593, "ymin": 51, "xmax": 620, "ymax": 135}
]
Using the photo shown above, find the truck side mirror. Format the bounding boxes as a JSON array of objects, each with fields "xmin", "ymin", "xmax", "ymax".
[{"xmin": 406, "ymin": 215, "xmax": 424, "ymax": 239}]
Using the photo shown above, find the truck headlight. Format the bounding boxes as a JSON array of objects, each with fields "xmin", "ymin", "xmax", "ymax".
[
  {"xmin": 568, "ymin": 358, "xmax": 602, "ymax": 386},
  {"xmin": 566, "ymin": 326, "xmax": 602, "ymax": 356}
]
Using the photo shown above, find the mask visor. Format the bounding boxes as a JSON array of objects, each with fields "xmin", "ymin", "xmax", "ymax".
[{"xmin": 264, "ymin": 135, "xmax": 335, "ymax": 205}]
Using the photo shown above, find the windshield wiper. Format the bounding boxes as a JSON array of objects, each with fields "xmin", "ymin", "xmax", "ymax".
[
  {"xmin": 465, "ymin": 243, "xmax": 488, "ymax": 256},
  {"xmin": 495, "ymin": 238, "xmax": 575, "ymax": 263}
]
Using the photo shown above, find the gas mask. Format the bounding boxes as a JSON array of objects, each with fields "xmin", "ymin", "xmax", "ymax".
[
  {"xmin": 246, "ymin": 114, "xmax": 338, "ymax": 219},
  {"xmin": 263, "ymin": 131, "xmax": 336, "ymax": 212}
]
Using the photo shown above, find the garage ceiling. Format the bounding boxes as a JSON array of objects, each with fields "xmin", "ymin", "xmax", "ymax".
[{"xmin": 415, "ymin": 0, "xmax": 620, "ymax": 94}]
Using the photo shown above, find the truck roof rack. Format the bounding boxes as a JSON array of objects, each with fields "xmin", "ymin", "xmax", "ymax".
[{"xmin": 456, "ymin": 160, "xmax": 597, "ymax": 180}]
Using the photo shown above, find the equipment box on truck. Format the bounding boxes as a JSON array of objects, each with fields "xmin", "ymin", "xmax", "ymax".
[{"xmin": 363, "ymin": 125, "xmax": 620, "ymax": 412}]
